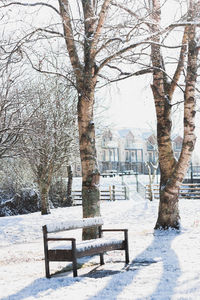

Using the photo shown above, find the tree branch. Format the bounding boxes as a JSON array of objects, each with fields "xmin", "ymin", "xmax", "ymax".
[
  {"xmin": 98, "ymin": 40, "xmax": 185, "ymax": 72},
  {"xmin": 23, "ymin": 50, "xmax": 77, "ymax": 90},
  {"xmin": 58, "ymin": 0, "xmax": 83, "ymax": 82},
  {"xmin": 0, "ymin": 1, "xmax": 60, "ymax": 16},
  {"xmin": 97, "ymin": 67, "xmax": 153, "ymax": 88},
  {"xmin": 92, "ymin": 0, "xmax": 112, "ymax": 54},
  {"xmin": 169, "ymin": 27, "xmax": 188, "ymax": 99},
  {"xmin": 111, "ymin": 1, "xmax": 156, "ymax": 29}
]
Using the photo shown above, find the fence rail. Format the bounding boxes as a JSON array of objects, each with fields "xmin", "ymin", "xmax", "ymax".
[
  {"xmin": 72, "ymin": 185, "xmax": 129, "ymax": 205},
  {"xmin": 145, "ymin": 183, "xmax": 200, "ymax": 200}
]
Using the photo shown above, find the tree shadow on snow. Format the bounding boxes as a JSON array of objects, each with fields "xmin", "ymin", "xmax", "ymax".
[
  {"xmin": 1, "ymin": 276, "xmax": 80, "ymax": 300},
  {"xmin": 88, "ymin": 229, "xmax": 181, "ymax": 300},
  {"xmin": 1, "ymin": 257, "xmax": 97, "ymax": 300}
]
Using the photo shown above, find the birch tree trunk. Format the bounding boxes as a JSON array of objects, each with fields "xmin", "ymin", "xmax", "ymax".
[
  {"xmin": 78, "ymin": 91, "xmax": 101, "ymax": 239},
  {"xmin": 58, "ymin": 0, "xmax": 106, "ymax": 239},
  {"xmin": 150, "ymin": 0, "xmax": 198, "ymax": 229}
]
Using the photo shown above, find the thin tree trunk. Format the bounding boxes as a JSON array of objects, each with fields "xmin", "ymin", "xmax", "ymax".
[
  {"xmin": 39, "ymin": 181, "xmax": 51, "ymax": 215},
  {"xmin": 38, "ymin": 163, "xmax": 54, "ymax": 215},
  {"xmin": 66, "ymin": 165, "xmax": 73, "ymax": 206},
  {"xmin": 146, "ymin": 161, "xmax": 158, "ymax": 201},
  {"xmin": 146, "ymin": 162, "xmax": 153, "ymax": 201}
]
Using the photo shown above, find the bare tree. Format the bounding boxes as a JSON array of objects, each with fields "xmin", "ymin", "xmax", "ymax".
[
  {"xmin": 0, "ymin": 67, "xmax": 28, "ymax": 159},
  {"xmin": 148, "ymin": 0, "xmax": 199, "ymax": 229},
  {"xmin": 0, "ymin": 0, "xmax": 154, "ymax": 238},
  {"xmin": 3, "ymin": 0, "xmax": 197, "ymax": 234},
  {"xmin": 21, "ymin": 75, "xmax": 77, "ymax": 215}
]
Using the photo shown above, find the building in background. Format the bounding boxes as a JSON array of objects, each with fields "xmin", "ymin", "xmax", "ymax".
[
  {"xmin": 97, "ymin": 128, "xmax": 183, "ymax": 175},
  {"xmin": 97, "ymin": 129, "xmax": 120, "ymax": 172},
  {"xmin": 74, "ymin": 128, "xmax": 183, "ymax": 176}
]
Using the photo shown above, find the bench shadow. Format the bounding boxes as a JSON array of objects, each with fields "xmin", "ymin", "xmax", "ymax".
[{"xmin": 87, "ymin": 230, "xmax": 181, "ymax": 299}]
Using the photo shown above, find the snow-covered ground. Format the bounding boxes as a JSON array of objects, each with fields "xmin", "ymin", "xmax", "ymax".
[
  {"xmin": 1, "ymin": 180, "xmax": 200, "ymax": 299},
  {"xmin": 72, "ymin": 174, "xmax": 155, "ymax": 189}
]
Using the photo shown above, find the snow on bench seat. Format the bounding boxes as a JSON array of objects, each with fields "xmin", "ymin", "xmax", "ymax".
[
  {"xmin": 50, "ymin": 238, "xmax": 124, "ymax": 252},
  {"xmin": 46, "ymin": 217, "xmax": 104, "ymax": 233}
]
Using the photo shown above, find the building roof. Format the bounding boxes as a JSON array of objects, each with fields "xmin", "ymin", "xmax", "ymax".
[{"xmin": 117, "ymin": 129, "xmax": 131, "ymax": 138}]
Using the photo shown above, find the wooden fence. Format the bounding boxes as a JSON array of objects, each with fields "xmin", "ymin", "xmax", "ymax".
[
  {"xmin": 72, "ymin": 185, "xmax": 129, "ymax": 205},
  {"xmin": 145, "ymin": 183, "xmax": 200, "ymax": 200}
]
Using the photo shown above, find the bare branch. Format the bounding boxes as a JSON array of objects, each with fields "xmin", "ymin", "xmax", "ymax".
[
  {"xmin": 23, "ymin": 50, "xmax": 77, "ymax": 90},
  {"xmin": 58, "ymin": 0, "xmax": 83, "ymax": 81},
  {"xmin": 98, "ymin": 40, "xmax": 185, "ymax": 72},
  {"xmin": 169, "ymin": 27, "xmax": 188, "ymax": 99},
  {"xmin": 170, "ymin": 22, "xmax": 200, "ymax": 27},
  {"xmin": 92, "ymin": 0, "xmax": 112, "ymax": 54},
  {"xmin": 97, "ymin": 67, "xmax": 153, "ymax": 88},
  {"xmin": 0, "ymin": 1, "xmax": 60, "ymax": 16}
]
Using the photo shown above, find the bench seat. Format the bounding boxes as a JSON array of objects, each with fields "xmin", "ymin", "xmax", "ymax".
[
  {"xmin": 48, "ymin": 238, "xmax": 125, "ymax": 261},
  {"xmin": 50, "ymin": 238, "xmax": 124, "ymax": 252}
]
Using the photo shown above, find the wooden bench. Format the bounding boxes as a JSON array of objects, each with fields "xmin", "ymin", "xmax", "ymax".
[{"xmin": 42, "ymin": 217, "xmax": 129, "ymax": 277}]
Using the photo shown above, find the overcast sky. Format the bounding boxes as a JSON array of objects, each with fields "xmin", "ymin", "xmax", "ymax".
[{"xmin": 104, "ymin": 76, "xmax": 156, "ymax": 130}]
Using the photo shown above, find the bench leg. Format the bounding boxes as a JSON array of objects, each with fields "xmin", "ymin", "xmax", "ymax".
[
  {"xmin": 100, "ymin": 253, "xmax": 104, "ymax": 265},
  {"xmin": 124, "ymin": 230, "xmax": 129, "ymax": 264},
  {"xmin": 72, "ymin": 240, "xmax": 78, "ymax": 277},
  {"xmin": 43, "ymin": 227, "xmax": 50, "ymax": 278},
  {"xmin": 45, "ymin": 258, "xmax": 50, "ymax": 278},
  {"xmin": 125, "ymin": 248, "xmax": 129, "ymax": 264},
  {"xmin": 73, "ymin": 259, "xmax": 78, "ymax": 277},
  {"xmin": 72, "ymin": 253, "xmax": 78, "ymax": 277}
]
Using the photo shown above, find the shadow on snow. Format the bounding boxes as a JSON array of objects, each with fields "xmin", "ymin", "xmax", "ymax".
[
  {"xmin": 87, "ymin": 229, "xmax": 181, "ymax": 299},
  {"xmin": 3, "ymin": 230, "xmax": 181, "ymax": 300}
]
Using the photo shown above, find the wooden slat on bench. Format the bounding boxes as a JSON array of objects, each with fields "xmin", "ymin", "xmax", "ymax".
[
  {"xmin": 48, "ymin": 238, "xmax": 125, "ymax": 261},
  {"xmin": 46, "ymin": 217, "xmax": 104, "ymax": 233},
  {"xmin": 48, "ymin": 250, "xmax": 73, "ymax": 261},
  {"xmin": 76, "ymin": 242, "xmax": 125, "ymax": 258}
]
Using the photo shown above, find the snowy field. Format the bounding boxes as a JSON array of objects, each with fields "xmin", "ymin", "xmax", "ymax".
[
  {"xmin": 72, "ymin": 174, "xmax": 157, "ymax": 189},
  {"xmin": 1, "ymin": 182, "xmax": 200, "ymax": 299}
]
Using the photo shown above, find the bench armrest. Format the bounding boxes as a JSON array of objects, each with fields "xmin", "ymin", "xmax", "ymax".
[
  {"xmin": 47, "ymin": 238, "xmax": 76, "ymax": 241},
  {"xmin": 100, "ymin": 229, "xmax": 128, "ymax": 243},
  {"xmin": 101, "ymin": 229, "xmax": 128, "ymax": 232},
  {"xmin": 45, "ymin": 237, "xmax": 77, "ymax": 253}
]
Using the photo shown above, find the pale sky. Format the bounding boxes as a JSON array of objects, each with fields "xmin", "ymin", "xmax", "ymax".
[{"xmin": 104, "ymin": 76, "xmax": 156, "ymax": 130}]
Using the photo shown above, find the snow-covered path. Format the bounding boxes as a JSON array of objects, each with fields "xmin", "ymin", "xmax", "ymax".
[{"xmin": 1, "ymin": 190, "xmax": 200, "ymax": 299}]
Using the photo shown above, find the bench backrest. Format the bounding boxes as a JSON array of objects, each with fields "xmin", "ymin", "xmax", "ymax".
[{"xmin": 43, "ymin": 217, "xmax": 104, "ymax": 233}]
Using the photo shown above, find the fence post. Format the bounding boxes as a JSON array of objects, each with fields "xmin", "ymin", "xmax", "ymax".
[
  {"xmin": 125, "ymin": 184, "xmax": 130, "ymax": 200},
  {"xmin": 112, "ymin": 185, "xmax": 115, "ymax": 201},
  {"xmin": 109, "ymin": 186, "xmax": 112, "ymax": 201}
]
